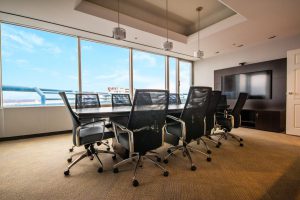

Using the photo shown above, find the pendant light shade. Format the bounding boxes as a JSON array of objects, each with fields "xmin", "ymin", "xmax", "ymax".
[
  {"xmin": 194, "ymin": 6, "xmax": 204, "ymax": 58},
  {"xmin": 163, "ymin": 0, "xmax": 173, "ymax": 51},
  {"xmin": 113, "ymin": 0, "xmax": 126, "ymax": 40}
]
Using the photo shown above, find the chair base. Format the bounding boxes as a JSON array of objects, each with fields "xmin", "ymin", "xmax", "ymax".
[
  {"xmin": 164, "ymin": 136, "xmax": 212, "ymax": 167},
  {"xmin": 203, "ymin": 135, "xmax": 222, "ymax": 148},
  {"xmin": 211, "ymin": 129, "xmax": 244, "ymax": 146},
  {"xmin": 64, "ymin": 144, "xmax": 116, "ymax": 175},
  {"xmin": 112, "ymin": 152, "xmax": 168, "ymax": 187},
  {"xmin": 163, "ymin": 143, "xmax": 198, "ymax": 171}
]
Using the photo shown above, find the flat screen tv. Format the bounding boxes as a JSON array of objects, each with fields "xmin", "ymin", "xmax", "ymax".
[{"xmin": 221, "ymin": 70, "xmax": 272, "ymax": 99}]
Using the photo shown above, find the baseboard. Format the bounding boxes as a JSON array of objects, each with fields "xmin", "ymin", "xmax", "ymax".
[{"xmin": 0, "ymin": 130, "xmax": 71, "ymax": 142}]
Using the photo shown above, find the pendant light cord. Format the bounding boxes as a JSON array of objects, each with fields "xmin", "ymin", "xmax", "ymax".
[
  {"xmin": 117, "ymin": 0, "xmax": 120, "ymax": 28},
  {"xmin": 197, "ymin": 9, "xmax": 200, "ymax": 51},
  {"xmin": 166, "ymin": 0, "xmax": 169, "ymax": 42}
]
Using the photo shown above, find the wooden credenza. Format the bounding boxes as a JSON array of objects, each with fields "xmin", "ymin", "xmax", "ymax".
[{"xmin": 241, "ymin": 109, "xmax": 286, "ymax": 132}]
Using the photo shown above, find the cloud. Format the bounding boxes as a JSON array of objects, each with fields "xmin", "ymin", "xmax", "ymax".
[
  {"xmin": 133, "ymin": 70, "xmax": 164, "ymax": 89},
  {"xmin": 2, "ymin": 25, "xmax": 61, "ymax": 55},
  {"xmin": 15, "ymin": 59, "xmax": 28, "ymax": 64},
  {"xmin": 133, "ymin": 51, "xmax": 157, "ymax": 67},
  {"xmin": 82, "ymin": 45, "xmax": 93, "ymax": 50},
  {"xmin": 68, "ymin": 75, "xmax": 78, "ymax": 80}
]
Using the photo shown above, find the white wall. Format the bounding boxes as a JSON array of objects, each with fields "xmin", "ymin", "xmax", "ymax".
[
  {"xmin": 194, "ymin": 34, "xmax": 300, "ymax": 88},
  {"xmin": 0, "ymin": 106, "xmax": 72, "ymax": 138}
]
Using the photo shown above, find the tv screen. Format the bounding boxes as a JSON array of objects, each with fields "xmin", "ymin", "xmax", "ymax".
[{"xmin": 221, "ymin": 70, "xmax": 272, "ymax": 99}]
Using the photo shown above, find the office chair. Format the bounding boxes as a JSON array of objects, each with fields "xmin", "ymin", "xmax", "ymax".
[
  {"xmin": 59, "ymin": 92, "xmax": 116, "ymax": 176},
  {"xmin": 72, "ymin": 93, "xmax": 111, "ymax": 152},
  {"xmin": 111, "ymin": 93, "xmax": 132, "ymax": 107},
  {"xmin": 111, "ymin": 89, "xmax": 169, "ymax": 187},
  {"xmin": 163, "ymin": 86, "xmax": 212, "ymax": 171},
  {"xmin": 204, "ymin": 90, "xmax": 222, "ymax": 147},
  {"xmin": 215, "ymin": 93, "xmax": 248, "ymax": 146},
  {"xmin": 169, "ymin": 93, "xmax": 181, "ymax": 105},
  {"xmin": 75, "ymin": 93, "xmax": 101, "ymax": 109}
]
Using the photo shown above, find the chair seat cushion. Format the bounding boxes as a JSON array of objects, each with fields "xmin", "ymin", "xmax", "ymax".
[
  {"xmin": 79, "ymin": 126, "xmax": 114, "ymax": 145},
  {"xmin": 118, "ymin": 130, "xmax": 162, "ymax": 154},
  {"xmin": 166, "ymin": 122, "xmax": 182, "ymax": 138}
]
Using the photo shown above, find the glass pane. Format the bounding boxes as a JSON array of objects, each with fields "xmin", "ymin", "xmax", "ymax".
[
  {"xmin": 169, "ymin": 57, "xmax": 177, "ymax": 93},
  {"xmin": 133, "ymin": 50, "xmax": 165, "ymax": 90},
  {"xmin": 1, "ymin": 23, "xmax": 78, "ymax": 107},
  {"xmin": 179, "ymin": 60, "xmax": 192, "ymax": 103},
  {"xmin": 81, "ymin": 40, "xmax": 129, "ymax": 104}
]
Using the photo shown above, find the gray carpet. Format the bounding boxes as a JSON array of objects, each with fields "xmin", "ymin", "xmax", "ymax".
[{"xmin": 0, "ymin": 128, "xmax": 299, "ymax": 200}]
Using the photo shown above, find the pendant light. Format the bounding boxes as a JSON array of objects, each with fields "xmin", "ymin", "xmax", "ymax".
[
  {"xmin": 163, "ymin": 0, "xmax": 173, "ymax": 51},
  {"xmin": 194, "ymin": 6, "xmax": 204, "ymax": 58},
  {"xmin": 113, "ymin": 0, "xmax": 126, "ymax": 40}
]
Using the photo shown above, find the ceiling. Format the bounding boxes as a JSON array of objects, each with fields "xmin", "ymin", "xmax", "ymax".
[
  {"xmin": 0, "ymin": 0, "xmax": 300, "ymax": 61},
  {"xmin": 82, "ymin": 0, "xmax": 236, "ymax": 35}
]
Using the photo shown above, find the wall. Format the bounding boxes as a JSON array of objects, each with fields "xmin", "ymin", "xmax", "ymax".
[
  {"xmin": 0, "ymin": 106, "xmax": 72, "ymax": 138},
  {"xmin": 194, "ymin": 34, "xmax": 300, "ymax": 88}
]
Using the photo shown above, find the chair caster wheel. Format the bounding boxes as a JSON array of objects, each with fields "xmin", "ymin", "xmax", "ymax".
[
  {"xmin": 90, "ymin": 157, "xmax": 94, "ymax": 161},
  {"xmin": 64, "ymin": 170, "xmax": 70, "ymax": 176},
  {"xmin": 107, "ymin": 147, "xmax": 110, "ymax": 151},
  {"xmin": 163, "ymin": 159, "xmax": 168, "ymax": 164},
  {"xmin": 112, "ymin": 155, "xmax": 117, "ymax": 160},
  {"xmin": 156, "ymin": 157, "xmax": 161, "ymax": 162},
  {"xmin": 167, "ymin": 149, "xmax": 172, "ymax": 154},
  {"xmin": 207, "ymin": 157, "xmax": 212, "ymax": 162},
  {"xmin": 240, "ymin": 138, "xmax": 243, "ymax": 142},
  {"xmin": 69, "ymin": 148, "xmax": 73, "ymax": 152},
  {"xmin": 240, "ymin": 143, "xmax": 244, "ymax": 147},
  {"xmin": 208, "ymin": 136, "xmax": 212, "ymax": 139},
  {"xmin": 207, "ymin": 150, "xmax": 212, "ymax": 154},
  {"xmin": 113, "ymin": 168, "xmax": 119, "ymax": 173},
  {"xmin": 191, "ymin": 165, "xmax": 197, "ymax": 171},
  {"xmin": 132, "ymin": 179, "xmax": 139, "ymax": 187},
  {"xmin": 67, "ymin": 158, "xmax": 72, "ymax": 163},
  {"xmin": 163, "ymin": 171, "xmax": 169, "ymax": 177},
  {"xmin": 97, "ymin": 142, "xmax": 101, "ymax": 146},
  {"xmin": 98, "ymin": 167, "xmax": 103, "ymax": 173}
]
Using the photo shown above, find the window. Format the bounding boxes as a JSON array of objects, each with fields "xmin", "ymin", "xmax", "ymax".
[
  {"xmin": 133, "ymin": 50, "xmax": 165, "ymax": 90},
  {"xmin": 1, "ymin": 23, "xmax": 78, "ymax": 107},
  {"xmin": 81, "ymin": 40, "xmax": 129, "ymax": 104},
  {"xmin": 179, "ymin": 60, "xmax": 192, "ymax": 102},
  {"xmin": 169, "ymin": 57, "xmax": 177, "ymax": 93}
]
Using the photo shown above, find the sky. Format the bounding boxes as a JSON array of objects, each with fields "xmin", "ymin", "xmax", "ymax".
[{"xmin": 1, "ymin": 23, "xmax": 191, "ymax": 106}]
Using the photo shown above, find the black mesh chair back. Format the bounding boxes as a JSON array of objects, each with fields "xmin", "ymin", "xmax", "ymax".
[
  {"xmin": 128, "ymin": 89, "xmax": 169, "ymax": 131},
  {"xmin": 216, "ymin": 95, "xmax": 228, "ymax": 113},
  {"xmin": 180, "ymin": 86, "xmax": 212, "ymax": 142},
  {"xmin": 205, "ymin": 91, "xmax": 222, "ymax": 134},
  {"xmin": 135, "ymin": 92, "xmax": 152, "ymax": 105},
  {"xmin": 231, "ymin": 93, "xmax": 248, "ymax": 128},
  {"xmin": 169, "ymin": 93, "xmax": 181, "ymax": 105},
  {"xmin": 59, "ymin": 92, "xmax": 80, "ymax": 144},
  {"xmin": 112, "ymin": 94, "xmax": 132, "ymax": 107},
  {"xmin": 75, "ymin": 93, "xmax": 100, "ymax": 109}
]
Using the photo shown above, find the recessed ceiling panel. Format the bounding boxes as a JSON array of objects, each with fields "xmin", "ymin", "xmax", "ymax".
[{"xmin": 82, "ymin": 0, "xmax": 236, "ymax": 36}]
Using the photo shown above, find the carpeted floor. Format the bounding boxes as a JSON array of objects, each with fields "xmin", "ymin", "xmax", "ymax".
[{"xmin": 0, "ymin": 128, "xmax": 299, "ymax": 200}]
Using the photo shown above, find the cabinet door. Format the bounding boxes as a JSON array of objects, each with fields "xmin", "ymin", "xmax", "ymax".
[{"xmin": 255, "ymin": 111, "xmax": 282, "ymax": 132}]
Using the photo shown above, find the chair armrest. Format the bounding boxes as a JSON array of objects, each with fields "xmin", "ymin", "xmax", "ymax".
[
  {"xmin": 166, "ymin": 115, "xmax": 186, "ymax": 140},
  {"xmin": 111, "ymin": 121, "xmax": 134, "ymax": 154}
]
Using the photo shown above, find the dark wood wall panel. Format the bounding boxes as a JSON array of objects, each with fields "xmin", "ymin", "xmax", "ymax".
[{"xmin": 214, "ymin": 58, "xmax": 287, "ymax": 110}]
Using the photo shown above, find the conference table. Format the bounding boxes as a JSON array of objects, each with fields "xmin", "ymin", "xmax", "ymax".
[{"xmin": 74, "ymin": 104, "xmax": 185, "ymax": 119}]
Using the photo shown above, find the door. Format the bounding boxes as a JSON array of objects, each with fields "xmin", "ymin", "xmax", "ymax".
[{"xmin": 286, "ymin": 49, "xmax": 300, "ymax": 136}]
